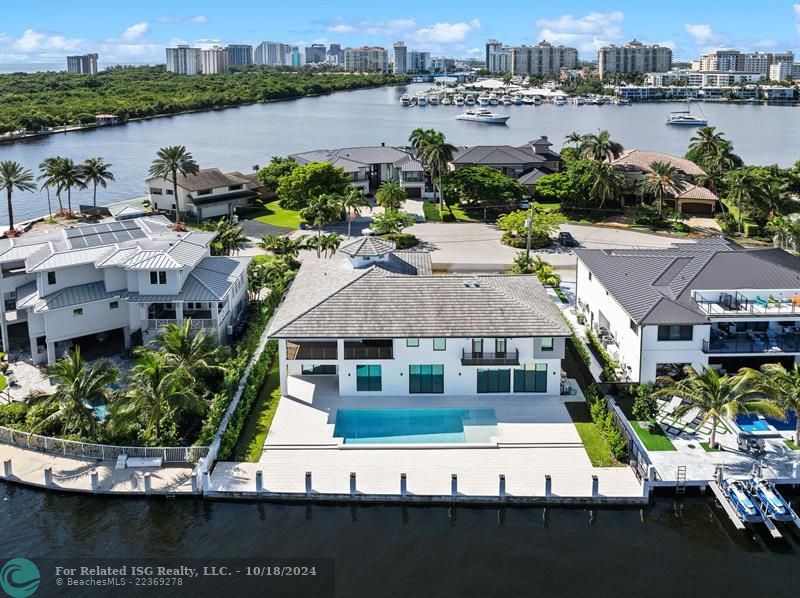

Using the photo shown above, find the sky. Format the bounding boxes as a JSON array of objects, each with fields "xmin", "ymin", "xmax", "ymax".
[{"xmin": 2, "ymin": 0, "xmax": 799, "ymax": 70}]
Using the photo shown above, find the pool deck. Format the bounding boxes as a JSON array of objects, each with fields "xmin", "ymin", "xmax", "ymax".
[{"xmin": 207, "ymin": 376, "xmax": 645, "ymax": 504}]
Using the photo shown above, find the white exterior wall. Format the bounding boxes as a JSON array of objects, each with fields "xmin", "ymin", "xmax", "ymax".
[
  {"xmin": 42, "ymin": 299, "xmax": 128, "ymax": 343},
  {"xmin": 135, "ymin": 270, "xmax": 181, "ymax": 295},
  {"xmin": 576, "ymin": 260, "xmax": 643, "ymax": 380},
  {"xmin": 284, "ymin": 336, "xmax": 564, "ymax": 397},
  {"xmin": 639, "ymin": 324, "xmax": 709, "ymax": 383},
  {"xmin": 38, "ymin": 264, "xmax": 102, "ymax": 296}
]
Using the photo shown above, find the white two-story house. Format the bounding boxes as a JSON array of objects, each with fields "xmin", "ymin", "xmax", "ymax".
[
  {"xmin": 291, "ymin": 145, "xmax": 427, "ymax": 198},
  {"xmin": 146, "ymin": 168, "xmax": 263, "ymax": 221},
  {"xmin": 575, "ymin": 239, "xmax": 800, "ymax": 383},
  {"xmin": 0, "ymin": 215, "xmax": 251, "ymax": 363},
  {"xmin": 268, "ymin": 237, "xmax": 570, "ymax": 397}
]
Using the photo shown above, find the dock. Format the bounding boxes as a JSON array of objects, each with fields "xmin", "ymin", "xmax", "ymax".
[{"xmin": 708, "ymin": 481, "xmax": 745, "ymax": 530}]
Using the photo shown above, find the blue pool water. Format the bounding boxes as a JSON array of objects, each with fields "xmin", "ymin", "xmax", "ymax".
[
  {"xmin": 736, "ymin": 410, "xmax": 797, "ymax": 433},
  {"xmin": 334, "ymin": 408, "xmax": 497, "ymax": 444}
]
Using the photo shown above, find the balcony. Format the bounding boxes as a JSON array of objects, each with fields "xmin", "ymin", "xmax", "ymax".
[
  {"xmin": 286, "ymin": 341, "xmax": 337, "ymax": 360},
  {"xmin": 461, "ymin": 349, "xmax": 520, "ymax": 366},
  {"xmin": 702, "ymin": 336, "xmax": 800, "ymax": 354},
  {"xmin": 695, "ymin": 291, "xmax": 800, "ymax": 317},
  {"xmin": 146, "ymin": 318, "xmax": 213, "ymax": 331},
  {"xmin": 343, "ymin": 340, "xmax": 393, "ymax": 360}
]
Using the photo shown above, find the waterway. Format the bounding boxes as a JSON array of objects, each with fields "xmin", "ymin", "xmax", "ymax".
[
  {"xmin": 0, "ymin": 83, "xmax": 798, "ymax": 227},
  {"xmin": 1, "ymin": 483, "xmax": 798, "ymax": 597}
]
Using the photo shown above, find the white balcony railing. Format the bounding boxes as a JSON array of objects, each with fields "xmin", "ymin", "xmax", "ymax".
[{"xmin": 145, "ymin": 318, "xmax": 214, "ymax": 331}]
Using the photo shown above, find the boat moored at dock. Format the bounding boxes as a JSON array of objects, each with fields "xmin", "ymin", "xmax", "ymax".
[
  {"xmin": 721, "ymin": 478, "xmax": 764, "ymax": 523},
  {"xmin": 455, "ymin": 108, "xmax": 510, "ymax": 124},
  {"xmin": 749, "ymin": 478, "xmax": 797, "ymax": 523}
]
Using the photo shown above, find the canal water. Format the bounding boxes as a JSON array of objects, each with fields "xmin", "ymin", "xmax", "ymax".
[
  {"xmin": 0, "ymin": 83, "xmax": 797, "ymax": 227},
  {"xmin": 1, "ymin": 483, "xmax": 798, "ymax": 597}
]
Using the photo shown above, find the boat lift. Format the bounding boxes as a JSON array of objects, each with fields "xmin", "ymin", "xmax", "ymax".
[{"xmin": 709, "ymin": 464, "xmax": 800, "ymax": 538}]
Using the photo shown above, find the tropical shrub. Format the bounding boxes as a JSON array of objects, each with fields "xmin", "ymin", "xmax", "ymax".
[
  {"xmin": 632, "ymin": 383, "xmax": 659, "ymax": 423},
  {"xmin": 381, "ymin": 233, "xmax": 417, "ymax": 249}
]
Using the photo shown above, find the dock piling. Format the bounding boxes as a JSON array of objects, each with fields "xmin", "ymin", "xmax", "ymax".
[
  {"xmin": 305, "ymin": 471, "xmax": 312, "ymax": 497},
  {"xmin": 545, "ymin": 474, "xmax": 552, "ymax": 498},
  {"xmin": 190, "ymin": 473, "xmax": 197, "ymax": 493},
  {"xmin": 44, "ymin": 467, "xmax": 52, "ymax": 487},
  {"xmin": 591, "ymin": 475, "xmax": 599, "ymax": 498},
  {"xmin": 400, "ymin": 473, "xmax": 407, "ymax": 498},
  {"xmin": 255, "ymin": 470, "xmax": 263, "ymax": 493},
  {"xmin": 499, "ymin": 474, "xmax": 506, "ymax": 499},
  {"xmin": 451, "ymin": 473, "xmax": 458, "ymax": 497},
  {"xmin": 90, "ymin": 471, "xmax": 99, "ymax": 491},
  {"xmin": 349, "ymin": 472, "xmax": 356, "ymax": 497},
  {"xmin": 2, "ymin": 459, "xmax": 10, "ymax": 478},
  {"xmin": 144, "ymin": 472, "xmax": 151, "ymax": 494}
]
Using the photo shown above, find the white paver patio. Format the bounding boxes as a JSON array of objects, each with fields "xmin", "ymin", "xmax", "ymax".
[{"xmin": 209, "ymin": 376, "xmax": 643, "ymax": 500}]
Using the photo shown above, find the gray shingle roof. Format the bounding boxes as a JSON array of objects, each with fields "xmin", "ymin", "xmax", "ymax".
[
  {"xmin": 575, "ymin": 243, "xmax": 800, "ymax": 325},
  {"xmin": 291, "ymin": 146, "xmax": 419, "ymax": 172},
  {"xmin": 340, "ymin": 236, "xmax": 396, "ymax": 257},
  {"xmin": 146, "ymin": 168, "xmax": 238, "ymax": 192},
  {"xmin": 269, "ymin": 268, "xmax": 569, "ymax": 339}
]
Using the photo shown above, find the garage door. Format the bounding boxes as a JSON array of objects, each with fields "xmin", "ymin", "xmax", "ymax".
[
  {"xmin": 680, "ymin": 202, "xmax": 713, "ymax": 215},
  {"xmin": 406, "ymin": 187, "xmax": 421, "ymax": 198}
]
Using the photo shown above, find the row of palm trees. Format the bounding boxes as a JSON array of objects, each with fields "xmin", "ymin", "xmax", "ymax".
[
  {"xmin": 0, "ymin": 157, "xmax": 114, "ymax": 233},
  {"xmin": 409, "ymin": 128, "xmax": 456, "ymax": 210},
  {"xmin": 654, "ymin": 363, "xmax": 800, "ymax": 449},
  {"xmin": 26, "ymin": 321, "xmax": 228, "ymax": 443}
]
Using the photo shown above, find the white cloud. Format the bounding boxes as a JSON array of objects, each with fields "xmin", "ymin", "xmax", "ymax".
[
  {"xmin": 327, "ymin": 24, "xmax": 356, "ymax": 34},
  {"xmin": 157, "ymin": 15, "xmax": 208, "ymax": 24},
  {"xmin": 121, "ymin": 22, "xmax": 148, "ymax": 42},
  {"xmin": 684, "ymin": 23, "xmax": 725, "ymax": 45},
  {"xmin": 413, "ymin": 19, "xmax": 480, "ymax": 44},
  {"xmin": 794, "ymin": 4, "xmax": 800, "ymax": 37},
  {"xmin": 535, "ymin": 11, "xmax": 625, "ymax": 52},
  {"xmin": 12, "ymin": 29, "xmax": 83, "ymax": 52},
  {"xmin": 326, "ymin": 18, "xmax": 416, "ymax": 37}
]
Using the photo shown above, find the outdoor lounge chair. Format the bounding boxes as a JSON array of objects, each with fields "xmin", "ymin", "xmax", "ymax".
[
  {"xmin": 754, "ymin": 295, "xmax": 769, "ymax": 308},
  {"xmin": 663, "ymin": 395, "xmax": 683, "ymax": 417},
  {"xmin": 792, "ymin": 295, "xmax": 800, "ymax": 307}
]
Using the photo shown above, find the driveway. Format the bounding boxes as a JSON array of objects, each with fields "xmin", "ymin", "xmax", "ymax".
[
  {"xmin": 407, "ymin": 222, "xmax": 695, "ymax": 274},
  {"xmin": 239, "ymin": 218, "xmax": 293, "ymax": 239}
]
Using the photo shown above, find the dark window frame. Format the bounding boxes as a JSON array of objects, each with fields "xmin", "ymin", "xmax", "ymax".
[
  {"xmin": 657, "ymin": 325, "xmax": 693, "ymax": 341},
  {"xmin": 356, "ymin": 364, "xmax": 382, "ymax": 391}
]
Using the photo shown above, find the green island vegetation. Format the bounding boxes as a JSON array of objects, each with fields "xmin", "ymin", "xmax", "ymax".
[{"xmin": 0, "ymin": 65, "xmax": 408, "ymax": 133}]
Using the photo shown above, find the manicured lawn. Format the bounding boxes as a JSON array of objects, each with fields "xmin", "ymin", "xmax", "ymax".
[
  {"xmin": 533, "ymin": 201, "xmax": 561, "ymax": 213},
  {"xmin": 700, "ymin": 442, "xmax": 722, "ymax": 452},
  {"xmin": 422, "ymin": 201, "xmax": 442, "ymax": 221},
  {"xmin": 445, "ymin": 203, "xmax": 479, "ymax": 222},
  {"xmin": 565, "ymin": 402, "xmax": 624, "ymax": 467},
  {"xmin": 232, "ymin": 360, "xmax": 282, "ymax": 462},
  {"xmin": 252, "ymin": 200, "xmax": 303, "ymax": 229},
  {"xmin": 0, "ymin": 374, "xmax": 6, "ymax": 392},
  {"xmin": 630, "ymin": 421, "xmax": 677, "ymax": 451},
  {"xmin": 784, "ymin": 439, "xmax": 799, "ymax": 451}
]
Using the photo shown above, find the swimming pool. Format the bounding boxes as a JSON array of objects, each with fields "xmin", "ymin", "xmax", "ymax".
[
  {"xmin": 736, "ymin": 410, "xmax": 797, "ymax": 433},
  {"xmin": 333, "ymin": 408, "xmax": 498, "ymax": 444}
]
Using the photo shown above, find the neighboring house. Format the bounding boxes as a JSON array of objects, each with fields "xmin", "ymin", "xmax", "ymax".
[
  {"xmin": 291, "ymin": 145, "xmax": 427, "ymax": 197},
  {"xmin": 145, "ymin": 168, "xmax": 263, "ymax": 221},
  {"xmin": 609, "ymin": 150, "xmax": 718, "ymax": 215},
  {"xmin": 575, "ymin": 239, "xmax": 800, "ymax": 383},
  {"xmin": 0, "ymin": 215, "xmax": 251, "ymax": 364},
  {"xmin": 450, "ymin": 136, "xmax": 561, "ymax": 190},
  {"xmin": 268, "ymin": 236, "xmax": 570, "ymax": 396}
]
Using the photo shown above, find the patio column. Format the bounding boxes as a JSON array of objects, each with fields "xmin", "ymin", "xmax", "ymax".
[
  {"xmin": 278, "ymin": 340, "xmax": 288, "ymax": 395},
  {"xmin": 0, "ymin": 317, "xmax": 8, "ymax": 355},
  {"xmin": 46, "ymin": 340, "xmax": 56, "ymax": 364},
  {"xmin": 175, "ymin": 302, "xmax": 184, "ymax": 324}
]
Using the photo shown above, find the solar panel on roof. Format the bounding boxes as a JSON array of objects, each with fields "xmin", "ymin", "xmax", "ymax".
[
  {"xmin": 99, "ymin": 233, "xmax": 117, "ymax": 244},
  {"xmin": 129, "ymin": 229, "xmax": 145, "ymax": 239},
  {"xmin": 65, "ymin": 228, "xmax": 82, "ymax": 238},
  {"xmin": 69, "ymin": 236, "xmax": 88, "ymax": 248}
]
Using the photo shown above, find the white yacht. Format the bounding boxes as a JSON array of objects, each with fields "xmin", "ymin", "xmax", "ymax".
[
  {"xmin": 465, "ymin": 94, "xmax": 476, "ymax": 105},
  {"xmin": 522, "ymin": 96, "xmax": 535, "ymax": 105},
  {"xmin": 441, "ymin": 96, "xmax": 452, "ymax": 106},
  {"xmin": 553, "ymin": 96, "xmax": 566, "ymax": 106},
  {"xmin": 666, "ymin": 111, "xmax": 707, "ymax": 126},
  {"xmin": 400, "ymin": 94, "xmax": 413, "ymax": 107},
  {"xmin": 428, "ymin": 95, "xmax": 439, "ymax": 106},
  {"xmin": 454, "ymin": 95, "xmax": 465, "ymax": 106},
  {"xmin": 501, "ymin": 95, "xmax": 513, "ymax": 105},
  {"xmin": 478, "ymin": 94, "xmax": 490, "ymax": 106},
  {"xmin": 488, "ymin": 93, "xmax": 499, "ymax": 105},
  {"xmin": 416, "ymin": 93, "xmax": 428, "ymax": 106},
  {"xmin": 572, "ymin": 96, "xmax": 585, "ymax": 105},
  {"xmin": 455, "ymin": 108, "xmax": 510, "ymax": 124},
  {"xmin": 513, "ymin": 94, "xmax": 523, "ymax": 105}
]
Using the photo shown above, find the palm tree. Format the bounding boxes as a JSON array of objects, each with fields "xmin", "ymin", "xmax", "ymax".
[
  {"xmin": 0, "ymin": 161, "xmax": 36, "ymax": 234},
  {"xmin": 52, "ymin": 157, "xmax": 86, "ymax": 218},
  {"xmin": 759, "ymin": 179, "xmax": 796, "ymax": 221},
  {"xmin": 80, "ymin": 157, "xmax": 115, "ymax": 207},
  {"xmin": 589, "ymin": 161, "xmax": 627, "ymax": 209},
  {"xmin": 639, "ymin": 161, "xmax": 687, "ymax": 218},
  {"xmin": 564, "ymin": 131, "xmax": 583, "ymax": 150},
  {"xmin": 688, "ymin": 126, "xmax": 727, "ymax": 159},
  {"xmin": 320, "ymin": 232, "xmax": 342, "ymax": 258},
  {"xmin": 375, "ymin": 180, "xmax": 407, "ymax": 212},
  {"xmin": 204, "ymin": 218, "xmax": 247, "ymax": 256},
  {"xmin": 37, "ymin": 157, "xmax": 61, "ymax": 221},
  {"xmin": 152, "ymin": 320, "xmax": 229, "ymax": 378},
  {"xmin": 724, "ymin": 169, "xmax": 761, "ymax": 234},
  {"xmin": 109, "ymin": 350, "xmax": 202, "ymax": 441},
  {"xmin": 532, "ymin": 256, "xmax": 561, "ymax": 287},
  {"xmin": 766, "ymin": 216, "xmax": 794, "ymax": 249},
  {"xmin": 258, "ymin": 234, "xmax": 304, "ymax": 260},
  {"xmin": 149, "ymin": 145, "xmax": 199, "ymax": 230},
  {"xmin": 25, "ymin": 348, "xmax": 118, "ymax": 438},
  {"xmin": 300, "ymin": 194, "xmax": 339, "ymax": 258},
  {"xmin": 340, "ymin": 187, "xmax": 370, "ymax": 238},
  {"xmin": 423, "ymin": 132, "xmax": 456, "ymax": 210},
  {"xmin": 741, "ymin": 363, "xmax": 800, "ymax": 445},
  {"xmin": 653, "ymin": 366, "xmax": 783, "ymax": 449},
  {"xmin": 579, "ymin": 130, "xmax": 624, "ymax": 161},
  {"xmin": 501, "ymin": 71, "xmax": 513, "ymax": 87}
]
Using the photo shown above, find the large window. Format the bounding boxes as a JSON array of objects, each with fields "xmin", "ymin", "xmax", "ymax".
[
  {"xmin": 302, "ymin": 364, "xmax": 337, "ymax": 375},
  {"xmin": 406, "ymin": 338, "xmax": 419, "ymax": 347},
  {"xmin": 541, "ymin": 337, "xmax": 553, "ymax": 351},
  {"xmin": 471, "ymin": 339, "xmax": 483, "ymax": 354},
  {"xmin": 356, "ymin": 365, "xmax": 382, "ymax": 391},
  {"xmin": 657, "ymin": 325, "xmax": 693, "ymax": 341},
  {"xmin": 409, "ymin": 364, "xmax": 444, "ymax": 394},
  {"xmin": 150, "ymin": 271, "xmax": 167, "ymax": 285},
  {"xmin": 514, "ymin": 364, "xmax": 547, "ymax": 393},
  {"xmin": 433, "ymin": 338, "xmax": 446, "ymax": 351},
  {"xmin": 477, "ymin": 369, "xmax": 510, "ymax": 393},
  {"xmin": 495, "ymin": 339, "xmax": 507, "ymax": 355}
]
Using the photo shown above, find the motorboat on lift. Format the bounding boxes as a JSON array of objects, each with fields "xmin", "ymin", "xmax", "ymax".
[
  {"xmin": 722, "ymin": 478, "xmax": 764, "ymax": 523},
  {"xmin": 465, "ymin": 94, "xmax": 476, "ymax": 105},
  {"xmin": 749, "ymin": 478, "xmax": 796, "ymax": 522}
]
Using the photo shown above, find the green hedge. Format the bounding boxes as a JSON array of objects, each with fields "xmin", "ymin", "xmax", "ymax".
[
  {"xmin": 561, "ymin": 315, "xmax": 591, "ymax": 368},
  {"xmin": 502, "ymin": 233, "xmax": 551, "ymax": 249},
  {"xmin": 585, "ymin": 328, "xmax": 619, "ymax": 382},
  {"xmin": 381, "ymin": 233, "xmax": 418, "ymax": 249},
  {"xmin": 587, "ymin": 388, "xmax": 627, "ymax": 460}
]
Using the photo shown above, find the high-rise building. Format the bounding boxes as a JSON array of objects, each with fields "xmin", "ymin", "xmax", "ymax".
[
  {"xmin": 344, "ymin": 47, "xmax": 389, "ymax": 72},
  {"xmin": 166, "ymin": 45, "xmax": 202, "ymax": 75},
  {"xmin": 66, "ymin": 53, "xmax": 98, "ymax": 74},
  {"xmin": 409, "ymin": 50, "xmax": 431, "ymax": 73},
  {"xmin": 393, "ymin": 42, "xmax": 408, "ymax": 74},
  {"xmin": 510, "ymin": 41, "xmax": 578, "ymax": 76},
  {"xmin": 227, "ymin": 45, "xmax": 253, "ymax": 68},
  {"xmin": 305, "ymin": 44, "xmax": 327, "ymax": 64},
  {"xmin": 327, "ymin": 43, "xmax": 344, "ymax": 64},
  {"xmin": 254, "ymin": 41, "xmax": 292, "ymax": 66},
  {"xmin": 769, "ymin": 61, "xmax": 800, "ymax": 81},
  {"xmin": 485, "ymin": 39, "xmax": 503, "ymax": 68},
  {"xmin": 431, "ymin": 57, "xmax": 456, "ymax": 72},
  {"xmin": 697, "ymin": 49, "xmax": 795, "ymax": 77},
  {"xmin": 597, "ymin": 39, "xmax": 672, "ymax": 80},
  {"xmin": 200, "ymin": 45, "xmax": 228, "ymax": 74},
  {"xmin": 290, "ymin": 47, "xmax": 303, "ymax": 67}
]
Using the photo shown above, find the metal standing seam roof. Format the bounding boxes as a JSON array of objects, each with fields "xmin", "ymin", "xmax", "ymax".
[
  {"xmin": 292, "ymin": 146, "xmax": 419, "ymax": 171},
  {"xmin": 33, "ymin": 282, "xmax": 123, "ymax": 312},
  {"xmin": 269, "ymin": 268, "xmax": 570, "ymax": 339},
  {"xmin": 26, "ymin": 246, "xmax": 115, "ymax": 272},
  {"xmin": 189, "ymin": 256, "xmax": 251, "ymax": 300},
  {"xmin": 121, "ymin": 251, "xmax": 183, "ymax": 271}
]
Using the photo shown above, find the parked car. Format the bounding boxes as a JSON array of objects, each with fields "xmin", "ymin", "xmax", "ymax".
[
  {"xmin": 518, "ymin": 200, "xmax": 531, "ymax": 210},
  {"xmin": 557, "ymin": 231, "xmax": 579, "ymax": 247}
]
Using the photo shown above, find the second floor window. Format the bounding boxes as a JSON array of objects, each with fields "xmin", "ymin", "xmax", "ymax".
[
  {"xmin": 406, "ymin": 338, "xmax": 419, "ymax": 347},
  {"xmin": 150, "ymin": 271, "xmax": 167, "ymax": 285},
  {"xmin": 197, "ymin": 188, "xmax": 213, "ymax": 196},
  {"xmin": 657, "ymin": 325, "xmax": 693, "ymax": 341},
  {"xmin": 495, "ymin": 338, "xmax": 507, "ymax": 355},
  {"xmin": 433, "ymin": 338, "xmax": 446, "ymax": 351},
  {"xmin": 47, "ymin": 271, "xmax": 56, "ymax": 285},
  {"xmin": 541, "ymin": 337, "xmax": 554, "ymax": 351}
]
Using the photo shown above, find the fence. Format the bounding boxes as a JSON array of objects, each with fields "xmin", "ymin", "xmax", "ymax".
[{"xmin": 0, "ymin": 426, "xmax": 208, "ymax": 464}]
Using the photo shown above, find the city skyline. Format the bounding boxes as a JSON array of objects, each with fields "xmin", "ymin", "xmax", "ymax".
[{"xmin": 1, "ymin": 0, "xmax": 799, "ymax": 70}]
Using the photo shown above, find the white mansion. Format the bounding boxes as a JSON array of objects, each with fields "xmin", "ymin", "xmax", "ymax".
[
  {"xmin": 0, "ymin": 215, "xmax": 251, "ymax": 364},
  {"xmin": 268, "ymin": 237, "xmax": 570, "ymax": 397}
]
